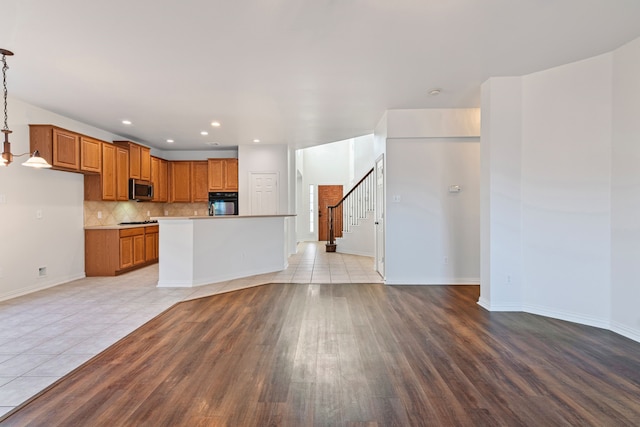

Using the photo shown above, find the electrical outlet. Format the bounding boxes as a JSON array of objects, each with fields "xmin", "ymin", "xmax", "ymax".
[
  {"xmin": 97, "ymin": 211, "xmax": 102, "ymax": 219},
  {"xmin": 194, "ymin": 210, "xmax": 198, "ymax": 216},
  {"xmin": 146, "ymin": 210, "xmax": 150, "ymax": 216},
  {"xmin": 506, "ymin": 275, "xmax": 512, "ymax": 284},
  {"xmin": 0, "ymin": 194, "xmax": 6, "ymax": 204},
  {"xmin": 443, "ymin": 256, "xmax": 449, "ymax": 265},
  {"xmin": 36, "ymin": 209, "xmax": 43, "ymax": 219},
  {"xmin": 164, "ymin": 210, "xmax": 169, "ymax": 216}
]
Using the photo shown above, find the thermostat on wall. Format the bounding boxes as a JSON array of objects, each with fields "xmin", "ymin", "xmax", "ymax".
[{"xmin": 448, "ymin": 185, "xmax": 461, "ymax": 193}]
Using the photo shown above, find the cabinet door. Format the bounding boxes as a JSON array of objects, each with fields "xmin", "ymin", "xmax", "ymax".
[
  {"xmin": 225, "ymin": 159, "xmax": 238, "ymax": 191},
  {"xmin": 151, "ymin": 157, "xmax": 168, "ymax": 202},
  {"xmin": 128, "ymin": 143, "xmax": 141, "ymax": 179},
  {"xmin": 101, "ymin": 143, "xmax": 116, "ymax": 200},
  {"xmin": 191, "ymin": 161, "xmax": 209, "ymax": 202},
  {"xmin": 53, "ymin": 128, "xmax": 80, "ymax": 170},
  {"xmin": 119, "ymin": 236, "xmax": 133, "ymax": 269},
  {"xmin": 80, "ymin": 137, "xmax": 102, "ymax": 173},
  {"xmin": 145, "ymin": 232, "xmax": 157, "ymax": 262},
  {"xmin": 140, "ymin": 146, "xmax": 151, "ymax": 181},
  {"xmin": 208, "ymin": 159, "xmax": 224, "ymax": 191},
  {"xmin": 116, "ymin": 147, "xmax": 130, "ymax": 201},
  {"xmin": 133, "ymin": 234, "xmax": 146, "ymax": 265},
  {"xmin": 158, "ymin": 159, "xmax": 168, "ymax": 202},
  {"xmin": 170, "ymin": 161, "xmax": 191, "ymax": 202}
]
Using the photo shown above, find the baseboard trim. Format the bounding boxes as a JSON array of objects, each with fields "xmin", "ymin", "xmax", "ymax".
[
  {"xmin": 610, "ymin": 321, "xmax": 640, "ymax": 343},
  {"xmin": 385, "ymin": 277, "xmax": 480, "ymax": 286},
  {"xmin": 0, "ymin": 272, "xmax": 86, "ymax": 303},
  {"xmin": 521, "ymin": 304, "xmax": 610, "ymax": 330}
]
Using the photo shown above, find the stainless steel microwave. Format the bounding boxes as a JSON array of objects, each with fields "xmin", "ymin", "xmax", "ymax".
[{"xmin": 129, "ymin": 179, "xmax": 154, "ymax": 201}]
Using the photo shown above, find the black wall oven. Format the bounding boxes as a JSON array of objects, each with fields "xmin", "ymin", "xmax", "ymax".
[{"xmin": 208, "ymin": 192, "xmax": 238, "ymax": 215}]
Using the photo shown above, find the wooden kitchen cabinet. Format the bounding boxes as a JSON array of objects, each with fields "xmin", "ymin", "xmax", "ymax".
[
  {"xmin": 114, "ymin": 141, "xmax": 151, "ymax": 181},
  {"xmin": 85, "ymin": 225, "xmax": 157, "ymax": 276},
  {"xmin": 80, "ymin": 136, "xmax": 102, "ymax": 173},
  {"xmin": 30, "ymin": 124, "xmax": 109, "ymax": 174},
  {"xmin": 116, "ymin": 146, "xmax": 130, "ymax": 201},
  {"xmin": 151, "ymin": 156, "xmax": 168, "ymax": 202},
  {"xmin": 84, "ymin": 144, "xmax": 129, "ymax": 201},
  {"xmin": 169, "ymin": 161, "xmax": 192, "ymax": 203},
  {"xmin": 208, "ymin": 158, "xmax": 238, "ymax": 191},
  {"xmin": 145, "ymin": 225, "xmax": 159, "ymax": 262},
  {"xmin": 30, "ymin": 125, "xmax": 80, "ymax": 172},
  {"xmin": 119, "ymin": 228, "xmax": 146, "ymax": 270},
  {"xmin": 191, "ymin": 161, "xmax": 209, "ymax": 202}
]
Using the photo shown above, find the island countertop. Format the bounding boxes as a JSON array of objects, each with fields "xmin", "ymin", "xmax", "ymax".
[{"xmin": 152, "ymin": 214, "xmax": 295, "ymax": 220}]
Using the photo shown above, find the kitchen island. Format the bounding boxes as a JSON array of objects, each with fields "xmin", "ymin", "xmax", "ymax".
[{"xmin": 154, "ymin": 215, "xmax": 294, "ymax": 287}]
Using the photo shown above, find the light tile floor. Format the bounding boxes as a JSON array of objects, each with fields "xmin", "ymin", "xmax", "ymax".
[{"xmin": 0, "ymin": 242, "xmax": 381, "ymax": 417}]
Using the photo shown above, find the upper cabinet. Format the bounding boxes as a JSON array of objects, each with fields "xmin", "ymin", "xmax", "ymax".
[
  {"xmin": 169, "ymin": 161, "xmax": 192, "ymax": 203},
  {"xmin": 85, "ymin": 143, "xmax": 129, "ymax": 201},
  {"xmin": 208, "ymin": 158, "xmax": 238, "ymax": 192},
  {"xmin": 114, "ymin": 141, "xmax": 151, "ymax": 181},
  {"xmin": 191, "ymin": 161, "xmax": 209, "ymax": 202},
  {"xmin": 80, "ymin": 136, "xmax": 102, "ymax": 173},
  {"xmin": 30, "ymin": 125, "xmax": 101, "ymax": 173},
  {"xmin": 150, "ymin": 156, "xmax": 168, "ymax": 203}
]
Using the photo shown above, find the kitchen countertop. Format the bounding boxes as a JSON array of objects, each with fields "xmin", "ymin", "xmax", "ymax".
[{"xmin": 84, "ymin": 222, "xmax": 160, "ymax": 230}]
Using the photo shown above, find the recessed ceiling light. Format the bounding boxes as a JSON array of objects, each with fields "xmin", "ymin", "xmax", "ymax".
[
  {"xmin": 200, "ymin": 131, "xmax": 209, "ymax": 136},
  {"xmin": 428, "ymin": 88, "xmax": 441, "ymax": 96},
  {"xmin": 253, "ymin": 139, "xmax": 260, "ymax": 143},
  {"xmin": 210, "ymin": 121, "xmax": 221, "ymax": 127},
  {"xmin": 122, "ymin": 120, "xmax": 132, "ymax": 125},
  {"xmin": 166, "ymin": 139, "xmax": 174, "ymax": 144},
  {"xmin": 205, "ymin": 142, "xmax": 220, "ymax": 146}
]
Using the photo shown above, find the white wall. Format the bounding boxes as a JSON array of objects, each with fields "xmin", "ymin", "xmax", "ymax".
[
  {"xmin": 482, "ymin": 37, "xmax": 640, "ymax": 341},
  {"xmin": 237, "ymin": 144, "xmax": 296, "ymax": 254},
  {"xmin": 521, "ymin": 53, "xmax": 612, "ymax": 325},
  {"xmin": 611, "ymin": 37, "xmax": 640, "ymax": 339},
  {"xmin": 0, "ymin": 97, "xmax": 126, "ymax": 300},
  {"xmin": 385, "ymin": 137, "xmax": 480, "ymax": 284},
  {"xmin": 479, "ymin": 77, "xmax": 523, "ymax": 310}
]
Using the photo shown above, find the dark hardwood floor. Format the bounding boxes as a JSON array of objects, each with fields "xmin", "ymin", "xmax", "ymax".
[{"xmin": 2, "ymin": 284, "xmax": 640, "ymax": 426}]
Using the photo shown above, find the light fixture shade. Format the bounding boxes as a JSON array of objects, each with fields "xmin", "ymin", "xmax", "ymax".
[{"xmin": 22, "ymin": 151, "xmax": 52, "ymax": 168}]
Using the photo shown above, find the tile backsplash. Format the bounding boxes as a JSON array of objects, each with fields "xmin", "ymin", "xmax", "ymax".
[{"xmin": 84, "ymin": 201, "xmax": 209, "ymax": 226}]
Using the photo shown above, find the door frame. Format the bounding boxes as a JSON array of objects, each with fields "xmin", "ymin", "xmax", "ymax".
[{"xmin": 375, "ymin": 154, "xmax": 385, "ymax": 278}]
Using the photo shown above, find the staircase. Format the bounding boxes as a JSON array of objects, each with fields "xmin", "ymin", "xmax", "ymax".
[{"xmin": 327, "ymin": 168, "xmax": 375, "ymax": 253}]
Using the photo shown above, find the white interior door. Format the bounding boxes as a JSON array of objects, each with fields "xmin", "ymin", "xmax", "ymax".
[
  {"xmin": 375, "ymin": 155, "xmax": 385, "ymax": 277},
  {"xmin": 250, "ymin": 172, "xmax": 279, "ymax": 215}
]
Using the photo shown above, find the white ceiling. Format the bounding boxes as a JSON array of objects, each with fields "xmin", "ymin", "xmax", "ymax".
[{"xmin": 3, "ymin": 0, "xmax": 640, "ymax": 150}]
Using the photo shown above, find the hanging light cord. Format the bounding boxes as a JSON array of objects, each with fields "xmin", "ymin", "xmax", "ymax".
[{"xmin": 2, "ymin": 53, "xmax": 8, "ymax": 132}]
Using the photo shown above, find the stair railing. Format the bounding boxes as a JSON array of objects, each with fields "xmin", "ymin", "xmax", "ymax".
[{"xmin": 327, "ymin": 167, "xmax": 375, "ymax": 251}]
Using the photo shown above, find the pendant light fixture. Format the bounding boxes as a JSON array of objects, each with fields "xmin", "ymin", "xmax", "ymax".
[{"xmin": 0, "ymin": 48, "xmax": 51, "ymax": 168}]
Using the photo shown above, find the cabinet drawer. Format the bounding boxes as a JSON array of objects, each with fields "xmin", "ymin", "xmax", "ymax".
[
  {"xmin": 145, "ymin": 225, "xmax": 159, "ymax": 233},
  {"xmin": 119, "ymin": 227, "xmax": 145, "ymax": 238}
]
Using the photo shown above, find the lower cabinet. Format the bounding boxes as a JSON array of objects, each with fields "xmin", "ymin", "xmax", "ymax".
[{"xmin": 85, "ymin": 225, "xmax": 159, "ymax": 276}]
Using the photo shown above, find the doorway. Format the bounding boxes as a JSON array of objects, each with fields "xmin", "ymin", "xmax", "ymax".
[{"xmin": 318, "ymin": 185, "xmax": 343, "ymax": 241}]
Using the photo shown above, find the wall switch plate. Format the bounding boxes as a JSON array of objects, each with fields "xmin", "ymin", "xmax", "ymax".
[
  {"xmin": 38, "ymin": 266, "xmax": 47, "ymax": 277},
  {"xmin": 392, "ymin": 195, "xmax": 401, "ymax": 203},
  {"xmin": 36, "ymin": 209, "xmax": 43, "ymax": 219},
  {"xmin": 0, "ymin": 194, "xmax": 6, "ymax": 204},
  {"xmin": 449, "ymin": 185, "xmax": 461, "ymax": 193}
]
